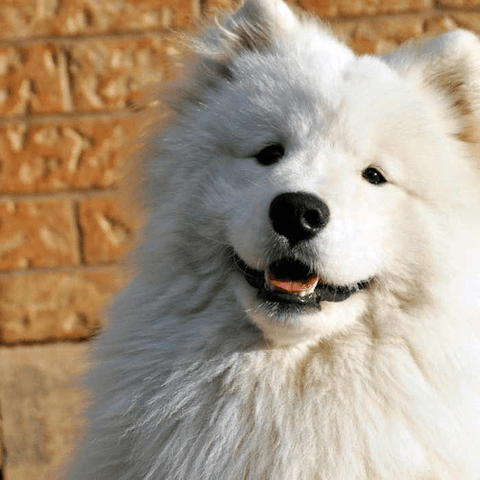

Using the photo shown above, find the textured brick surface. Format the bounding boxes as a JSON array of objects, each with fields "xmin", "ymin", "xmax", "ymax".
[
  {"xmin": 423, "ymin": 15, "xmax": 458, "ymax": 35},
  {"xmin": 0, "ymin": 37, "xmax": 186, "ymax": 117},
  {"xmin": 439, "ymin": 0, "xmax": 480, "ymax": 6},
  {"xmin": 334, "ymin": 17, "xmax": 423, "ymax": 53},
  {"xmin": 79, "ymin": 196, "xmax": 139, "ymax": 265},
  {"xmin": 0, "ymin": 343, "xmax": 88, "ymax": 480},
  {"xmin": 299, "ymin": 0, "xmax": 432, "ymax": 17},
  {"xmin": 204, "ymin": 0, "xmax": 240, "ymax": 12},
  {"xmin": 0, "ymin": 44, "xmax": 71, "ymax": 116},
  {"xmin": 334, "ymin": 14, "xmax": 460, "ymax": 54},
  {"xmin": 69, "ymin": 35, "xmax": 185, "ymax": 112},
  {"xmin": 0, "ymin": 199, "xmax": 79, "ymax": 271},
  {"xmin": 452, "ymin": 12, "xmax": 480, "ymax": 31},
  {"xmin": 0, "ymin": 267, "xmax": 128, "ymax": 343},
  {"xmin": 0, "ymin": 0, "xmax": 201, "ymax": 40},
  {"xmin": 0, "ymin": 118, "xmax": 140, "ymax": 194}
]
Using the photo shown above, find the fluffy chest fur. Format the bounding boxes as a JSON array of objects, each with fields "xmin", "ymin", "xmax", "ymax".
[{"xmin": 129, "ymin": 303, "xmax": 479, "ymax": 480}]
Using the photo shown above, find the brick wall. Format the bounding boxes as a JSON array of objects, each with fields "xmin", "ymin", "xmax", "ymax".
[{"xmin": 0, "ymin": 0, "xmax": 479, "ymax": 478}]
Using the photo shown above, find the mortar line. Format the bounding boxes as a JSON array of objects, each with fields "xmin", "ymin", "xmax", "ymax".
[
  {"xmin": 0, "ymin": 110, "xmax": 137, "ymax": 126},
  {"xmin": 0, "ymin": 262, "xmax": 130, "ymax": 279},
  {"xmin": 0, "ymin": 26, "xmax": 185, "ymax": 47},
  {"xmin": 0, "ymin": 188, "xmax": 119, "ymax": 203}
]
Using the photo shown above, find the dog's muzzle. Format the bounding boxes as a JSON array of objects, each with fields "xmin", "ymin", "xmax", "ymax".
[{"xmin": 233, "ymin": 253, "xmax": 370, "ymax": 309}]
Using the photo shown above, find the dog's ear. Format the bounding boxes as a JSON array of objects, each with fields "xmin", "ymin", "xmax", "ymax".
[
  {"xmin": 189, "ymin": 0, "xmax": 299, "ymax": 92},
  {"xmin": 383, "ymin": 30, "xmax": 480, "ymax": 142},
  {"xmin": 200, "ymin": 0, "xmax": 299, "ymax": 60},
  {"xmin": 225, "ymin": 0, "xmax": 299, "ymax": 51}
]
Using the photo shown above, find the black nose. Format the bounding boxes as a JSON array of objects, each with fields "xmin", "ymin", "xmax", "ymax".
[{"xmin": 269, "ymin": 192, "xmax": 329, "ymax": 245}]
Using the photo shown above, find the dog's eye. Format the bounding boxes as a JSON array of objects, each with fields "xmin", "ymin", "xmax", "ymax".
[
  {"xmin": 254, "ymin": 144, "xmax": 285, "ymax": 166},
  {"xmin": 362, "ymin": 167, "xmax": 387, "ymax": 185}
]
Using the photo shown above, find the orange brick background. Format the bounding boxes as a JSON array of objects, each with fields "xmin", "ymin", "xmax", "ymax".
[{"xmin": 1, "ymin": 0, "xmax": 480, "ymax": 478}]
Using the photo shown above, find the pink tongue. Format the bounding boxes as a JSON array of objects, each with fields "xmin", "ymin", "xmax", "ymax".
[{"xmin": 267, "ymin": 273, "xmax": 320, "ymax": 295}]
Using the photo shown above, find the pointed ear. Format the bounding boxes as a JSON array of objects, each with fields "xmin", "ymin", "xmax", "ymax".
[
  {"xmin": 383, "ymin": 30, "xmax": 480, "ymax": 142},
  {"xmin": 201, "ymin": 0, "xmax": 299, "ymax": 59},
  {"xmin": 170, "ymin": 0, "xmax": 301, "ymax": 112},
  {"xmin": 188, "ymin": 0, "xmax": 300, "ymax": 94},
  {"xmin": 227, "ymin": 0, "xmax": 299, "ymax": 50}
]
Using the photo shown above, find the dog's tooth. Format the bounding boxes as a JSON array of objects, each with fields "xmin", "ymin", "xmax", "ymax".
[{"xmin": 298, "ymin": 277, "xmax": 319, "ymax": 296}]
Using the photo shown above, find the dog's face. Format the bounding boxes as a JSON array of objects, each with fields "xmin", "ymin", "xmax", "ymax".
[
  {"xmin": 163, "ymin": 1, "xmax": 480, "ymax": 345},
  {"xmin": 192, "ymin": 51, "xmax": 449, "ymax": 344}
]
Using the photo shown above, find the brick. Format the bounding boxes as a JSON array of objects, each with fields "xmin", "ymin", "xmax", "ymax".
[
  {"xmin": 69, "ymin": 35, "xmax": 185, "ymax": 112},
  {"xmin": 0, "ymin": 267, "xmax": 128, "ymax": 343},
  {"xmin": 334, "ymin": 16, "xmax": 425, "ymax": 54},
  {"xmin": 0, "ymin": 0, "xmax": 201, "ymax": 40},
  {"xmin": 0, "ymin": 199, "xmax": 79, "ymax": 271},
  {"xmin": 0, "ymin": 44, "xmax": 71, "ymax": 116},
  {"xmin": 0, "ymin": 343, "xmax": 88, "ymax": 479},
  {"xmin": 0, "ymin": 118, "xmax": 140, "ymax": 194},
  {"xmin": 423, "ymin": 15, "xmax": 458, "ymax": 35},
  {"xmin": 335, "ymin": 14, "xmax": 464, "ymax": 54},
  {"xmin": 204, "ymin": 0, "xmax": 240, "ymax": 12},
  {"xmin": 452, "ymin": 12, "xmax": 480, "ymax": 32},
  {"xmin": 438, "ymin": 0, "xmax": 480, "ymax": 6},
  {"xmin": 298, "ymin": 0, "xmax": 432, "ymax": 17},
  {"xmin": 79, "ymin": 196, "xmax": 139, "ymax": 265}
]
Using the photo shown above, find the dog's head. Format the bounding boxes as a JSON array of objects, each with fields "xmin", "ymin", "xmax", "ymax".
[{"xmin": 156, "ymin": 0, "xmax": 480, "ymax": 345}]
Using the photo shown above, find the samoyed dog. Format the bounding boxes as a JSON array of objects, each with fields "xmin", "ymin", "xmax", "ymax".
[{"xmin": 69, "ymin": 0, "xmax": 480, "ymax": 478}]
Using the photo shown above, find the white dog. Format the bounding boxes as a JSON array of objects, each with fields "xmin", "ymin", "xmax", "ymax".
[{"xmin": 69, "ymin": 0, "xmax": 480, "ymax": 478}]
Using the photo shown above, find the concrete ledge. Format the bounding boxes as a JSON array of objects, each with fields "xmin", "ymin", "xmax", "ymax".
[{"xmin": 0, "ymin": 342, "xmax": 89, "ymax": 480}]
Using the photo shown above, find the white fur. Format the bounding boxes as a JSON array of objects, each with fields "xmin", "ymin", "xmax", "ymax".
[{"xmin": 68, "ymin": 1, "xmax": 480, "ymax": 478}]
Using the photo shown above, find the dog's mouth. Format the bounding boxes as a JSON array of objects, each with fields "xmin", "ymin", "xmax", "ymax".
[{"xmin": 233, "ymin": 253, "xmax": 370, "ymax": 308}]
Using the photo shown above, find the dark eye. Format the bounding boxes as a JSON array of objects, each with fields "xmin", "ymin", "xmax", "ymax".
[
  {"xmin": 362, "ymin": 167, "xmax": 387, "ymax": 185},
  {"xmin": 254, "ymin": 144, "xmax": 285, "ymax": 166}
]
